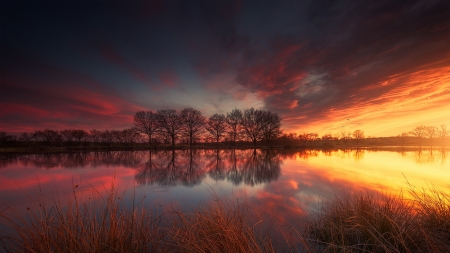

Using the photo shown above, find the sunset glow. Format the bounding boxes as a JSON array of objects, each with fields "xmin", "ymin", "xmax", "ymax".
[
  {"xmin": 1, "ymin": 1, "xmax": 449, "ymax": 136},
  {"xmin": 2, "ymin": 149, "xmax": 447, "ymax": 227}
]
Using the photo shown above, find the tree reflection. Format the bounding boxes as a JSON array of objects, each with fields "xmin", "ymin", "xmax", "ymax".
[
  {"xmin": 206, "ymin": 149, "xmax": 226, "ymax": 181},
  {"xmin": 438, "ymin": 147, "xmax": 447, "ymax": 165},
  {"xmin": 353, "ymin": 149, "xmax": 364, "ymax": 160},
  {"xmin": 179, "ymin": 149, "xmax": 206, "ymax": 187},
  {"xmin": 239, "ymin": 149, "xmax": 281, "ymax": 186},
  {"xmin": 3, "ymin": 148, "xmax": 447, "ymax": 188},
  {"xmin": 133, "ymin": 149, "xmax": 281, "ymax": 187}
]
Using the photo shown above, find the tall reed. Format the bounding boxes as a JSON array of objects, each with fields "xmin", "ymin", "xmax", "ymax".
[
  {"xmin": 305, "ymin": 185, "xmax": 450, "ymax": 253},
  {"xmin": 1, "ymin": 182, "xmax": 449, "ymax": 253},
  {"xmin": 0, "ymin": 182, "xmax": 287, "ymax": 253}
]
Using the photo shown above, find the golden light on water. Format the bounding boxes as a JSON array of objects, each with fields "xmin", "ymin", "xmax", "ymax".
[{"xmin": 285, "ymin": 149, "xmax": 450, "ymax": 199}]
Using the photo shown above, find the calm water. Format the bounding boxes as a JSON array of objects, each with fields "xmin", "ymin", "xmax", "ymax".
[{"xmin": 1, "ymin": 148, "xmax": 449, "ymax": 224}]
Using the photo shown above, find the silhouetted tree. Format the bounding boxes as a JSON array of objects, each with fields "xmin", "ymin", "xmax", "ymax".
[
  {"xmin": 410, "ymin": 125, "xmax": 427, "ymax": 145},
  {"xmin": 33, "ymin": 129, "xmax": 61, "ymax": 145},
  {"xmin": 111, "ymin": 130, "xmax": 123, "ymax": 144},
  {"xmin": 133, "ymin": 111, "xmax": 159, "ymax": 145},
  {"xmin": 89, "ymin": 129, "xmax": 102, "ymax": 145},
  {"xmin": 206, "ymin": 113, "xmax": 227, "ymax": 144},
  {"xmin": 298, "ymin": 133, "xmax": 309, "ymax": 145},
  {"xmin": 225, "ymin": 108, "xmax": 243, "ymax": 145},
  {"xmin": 352, "ymin": 130, "xmax": 365, "ymax": 146},
  {"xmin": 321, "ymin": 134, "xmax": 334, "ymax": 141},
  {"xmin": 340, "ymin": 131, "xmax": 352, "ymax": 145},
  {"xmin": 60, "ymin": 129, "xmax": 75, "ymax": 145},
  {"xmin": 426, "ymin": 126, "xmax": 438, "ymax": 141},
  {"xmin": 72, "ymin": 130, "xmax": 88, "ymax": 145},
  {"xmin": 120, "ymin": 128, "xmax": 140, "ymax": 145},
  {"xmin": 19, "ymin": 132, "xmax": 33, "ymax": 145},
  {"xmin": 261, "ymin": 110, "xmax": 282, "ymax": 143},
  {"xmin": 180, "ymin": 108, "xmax": 205, "ymax": 146},
  {"xmin": 157, "ymin": 109, "xmax": 183, "ymax": 147},
  {"xmin": 307, "ymin": 133, "xmax": 319, "ymax": 144},
  {"xmin": 101, "ymin": 130, "xmax": 114, "ymax": 145},
  {"xmin": 439, "ymin": 125, "xmax": 448, "ymax": 140},
  {"xmin": 241, "ymin": 108, "xmax": 264, "ymax": 146}
]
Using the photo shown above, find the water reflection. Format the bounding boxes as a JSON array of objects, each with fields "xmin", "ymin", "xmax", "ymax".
[
  {"xmin": 1, "ymin": 147, "xmax": 449, "ymax": 230},
  {"xmin": 134, "ymin": 149, "xmax": 281, "ymax": 187},
  {"xmin": 1, "ymin": 148, "xmax": 447, "ymax": 172}
]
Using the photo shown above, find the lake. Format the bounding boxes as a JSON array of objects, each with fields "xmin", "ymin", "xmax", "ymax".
[{"xmin": 1, "ymin": 148, "xmax": 449, "ymax": 226}]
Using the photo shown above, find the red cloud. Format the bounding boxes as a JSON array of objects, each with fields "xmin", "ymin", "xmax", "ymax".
[
  {"xmin": 0, "ymin": 63, "xmax": 146, "ymax": 132},
  {"xmin": 0, "ymin": 103, "xmax": 52, "ymax": 118}
]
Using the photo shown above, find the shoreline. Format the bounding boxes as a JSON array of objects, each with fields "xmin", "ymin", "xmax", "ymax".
[{"xmin": 0, "ymin": 143, "xmax": 447, "ymax": 154}]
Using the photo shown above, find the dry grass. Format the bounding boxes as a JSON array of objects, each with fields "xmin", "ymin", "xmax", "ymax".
[
  {"xmin": 0, "ymin": 182, "xmax": 293, "ymax": 253},
  {"xmin": 0, "ymin": 181, "xmax": 167, "ymax": 253},
  {"xmin": 1, "ymin": 182, "xmax": 450, "ymax": 253},
  {"xmin": 305, "ymin": 185, "xmax": 450, "ymax": 253}
]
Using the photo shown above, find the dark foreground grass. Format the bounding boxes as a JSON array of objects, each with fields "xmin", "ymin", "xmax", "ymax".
[
  {"xmin": 1, "ymin": 182, "xmax": 449, "ymax": 253},
  {"xmin": 307, "ymin": 184, "xmax": 450, "ymax": 253}
]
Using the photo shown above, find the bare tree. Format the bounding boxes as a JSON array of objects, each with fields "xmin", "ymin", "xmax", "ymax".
[
  {"xmin": 439, "ymin": 125, "xmax": 448, "ymax": 140},
  {"xmin": 111, "ymin": 130, "xmax": 124, "ymax": 144},
  {"xmin": 241, "ymin": 108, "xmax": 263, "ymax": 146},
  {"xmin": 307, "ymin": 133, "xmax": 319, "ymax": 145},
  {"xmin": 157, "ymin": 109, "xmax": 183, "ymax": 147},
  {"xmin": 426, "ymin": 126, "xmax": 438, "ymax": 140},
  {"xmin": 101, "ymin": 130, "xmax": 114, "ymax": 146},
  {"xmin": 340, "ymin": 131, "xmax": 352, "ymax": 145},
  {"xmin": 206, "ymin": 113, "xmax": 227, "ymax": 144},
  {"xmin": 410, "ymin": 125, "xmax": 427, "ymax": 145},
  {"xmin": 33, "ymin": 129, "xmax": 61, "ymax": 145},
  {"xmin": 180, "ymin": 108, "xmax": 206, "ymax": 146},
  {"xmin": 261, "ymin": 110, "xmax": 282, "ymax": 143},
  {"xmin": 240, "ymin": 108, "xmax": 282, "ymax": 146},
  {"xmin": 133, "ymin": 111, "xmax": 159, "ymax": 145},
  {"xmin": 19, "ymin": 132, "xmax": 33, "ymax": 145},
  {"xmin": 321, "ymin": 134, "xmax": 333, "ymax": 140},
  {"xmin": 72, "ymin": 129, "xmax": 88, "ymax": 145},
  {"xmin": 353, "ymin": 130, "xmax": 365, "ymax": 146},
  {"xmin": 60, "ymin": 129, "xmax": 75, "ymax": 145},
  {"xmin": 226, "ymin": 109, "xmax": 243, "ymax": 146},
  {"xmin": 121, "ymin": 128, "xmax": 140, "ymax": 145},
  {"xmin": 89, "ymin": 129, "xmax": 102, "ymax": 145}
]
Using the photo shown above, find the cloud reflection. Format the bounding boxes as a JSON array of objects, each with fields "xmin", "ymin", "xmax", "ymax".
[{"xmin": 1, "ymin": 148, "xmax": 449, "ymax": 224}]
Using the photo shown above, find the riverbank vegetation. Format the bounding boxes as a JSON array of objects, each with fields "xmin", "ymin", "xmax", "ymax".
[
  {"xmin": 0, "ymin": 107, "xmax": 448, "ymax": 151},
  {"xmin": 1, "ymin": 182, "xmax": 449, "ymax": 252}
]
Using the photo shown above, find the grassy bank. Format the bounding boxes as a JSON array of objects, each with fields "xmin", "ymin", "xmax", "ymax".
[{"xmin": 1, "ymin": 183, "xmax": 449, "ymax": 252}]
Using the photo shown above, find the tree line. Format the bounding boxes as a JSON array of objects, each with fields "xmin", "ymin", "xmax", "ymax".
[
  {"xmin": 1, "ymin": 108, "xmax": 448, "ymax": 148},
  {"xmin": 0, "ymin": 128, "xmax": 142, "ymax": 147},
  {"xmin": 399, "ymin": 125, "xmax": 448, "ymax": 144},
  {"xmin": 133, "ymin": 108, "xmax": 281, "ymax": 146},
  {"xmin": 0, "ymin": 107, "xmax": 282, "ymax": 147}
]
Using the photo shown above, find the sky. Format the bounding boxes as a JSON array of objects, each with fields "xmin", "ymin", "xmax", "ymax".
[{"xmin": 1, "ymin": 0, "xmax": 449, "ymax": 137}]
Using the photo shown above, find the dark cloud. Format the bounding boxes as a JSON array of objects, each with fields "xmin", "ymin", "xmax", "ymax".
[
  {"xmin": 0, "ymin": 0, "xmax": 449, "ymax": 133},
  {"xmin": 217, "ymin": 0, "xmax": 450, "ymax": 129}
]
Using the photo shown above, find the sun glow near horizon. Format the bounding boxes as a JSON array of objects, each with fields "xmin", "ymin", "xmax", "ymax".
[{"xmin": 285, "ymin": 66, "xmax": 450, "ymax": 137}]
